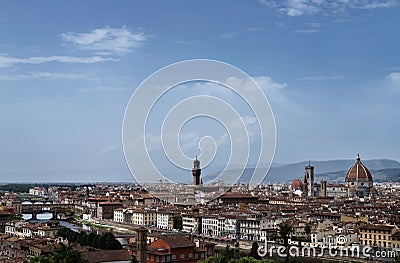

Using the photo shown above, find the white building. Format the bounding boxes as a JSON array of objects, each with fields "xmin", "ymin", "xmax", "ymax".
[
  {"xmin": 240, "ymin": 216, "xmax": 261, "ymax": 241},
  {"xmin": 131, "ymin": 209, "xmax": 157, "ymax": 226},
  {"xmin": 182, "ymin": 214, "xmax": 201, "ymax": 234},
  {"xmin": 156, "ymin": 212, "xmax": 174, "ymax": 230},
  {"xmin": 223, "ymin": 216, "xmax": 240, "ymax": 239},
  {"xmin": 202, "ymin": 216, "xmax": 219, "ymax": 237}
]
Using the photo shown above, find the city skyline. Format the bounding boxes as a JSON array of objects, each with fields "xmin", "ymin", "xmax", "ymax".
[{"xmin": 1, "ymin": 1, "xmax": 400, "ymax": 182}]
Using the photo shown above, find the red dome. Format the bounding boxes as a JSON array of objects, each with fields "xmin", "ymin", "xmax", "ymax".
[
  {"xmin": 345, "ymin": 154, "xmax": 373, "ymax": 182},
  {"xmin": 291, "ymin": 179, "xmax": 304, "ymax": 189}
]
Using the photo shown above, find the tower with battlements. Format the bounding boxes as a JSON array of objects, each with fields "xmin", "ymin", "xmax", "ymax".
[{"xmin": 192, "ymin": 157, "xmax": 201, "ymax": 186}]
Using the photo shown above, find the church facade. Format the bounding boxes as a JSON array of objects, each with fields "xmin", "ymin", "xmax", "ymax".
[{"xmin": 291, "ymin": 154, "xmax": 376, "ymax": 198}]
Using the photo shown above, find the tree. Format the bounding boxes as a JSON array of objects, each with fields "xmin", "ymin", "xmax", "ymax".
[
  {"xmin": 28, "ymin": 243, "xmax": 88, "ymax": 263},
  {"xmin": 131, "ymin": 255, "xmax": 139, "ymax": 263},
  {"xmin": 305, "ymin": 225, "xmax": 311, "ymax": 237},
  {"xmin": 249, "ymin": 242, "xmax": 261, "ymax": 260},
  {"xmin": 276, "ymin": 223, "xmax": 293, "ymax": 263},
  {"xmin": 57, "ymin": 227, "xmax": 121, "ymax": 250},
  {"xmin": 101, "ymin": 232, "xmax": 122, "ymax": 250},
  {"xmin": 86, "ymin": 232, "xmax": 96, "ymax": 247},
  {"xmin": 173, "ymin": 215, "xmax": 183, "ymax": 230},
  {"xmin": 78, "ymin": 231, "xmax": 88, "ymax": 246}
]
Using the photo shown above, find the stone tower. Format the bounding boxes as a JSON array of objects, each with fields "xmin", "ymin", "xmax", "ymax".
[
  {"xmin": 320, "ymin": 180, "xmax": 327, "ymax": 198},
  {"xmin": 192, "ymin": 157, "xmax": 201, "ymax": 186},
  {"xmin": 304, "ymin": 162, "xmax": 314, "ymax": 197},
  {"xmin": 136, "ymin": 226, "xmax": 148, "ymax": 263}
]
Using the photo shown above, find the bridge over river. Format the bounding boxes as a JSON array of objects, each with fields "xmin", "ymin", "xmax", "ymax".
[{"xmin": 21, "ymin": 202, "xmax": 75, "ymax": 220}]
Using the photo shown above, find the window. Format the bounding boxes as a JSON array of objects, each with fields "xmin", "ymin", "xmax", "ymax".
[
  {"xmin": 180, "ymin": 254, "xmax": 185, "ymax": 259},
  {"xmin": 172, "ymin": 255, "xmax": 176, "ymax": 260},
  {"xmin": 189, "ymin": 253, "xmax": 193, "ymax": 258}
]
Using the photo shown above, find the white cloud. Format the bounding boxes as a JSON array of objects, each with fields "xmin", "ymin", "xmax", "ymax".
[
  {"xmin": 0, "ymin": 55, "xmax": 117, "ymax": 68},
  {"xmin": 99, "ymin": 145, "xmax": 120, "ymax": 155},
  {"xmin": 79, "ymin": 86, "xmax": 127, "ymax": 92},
  {"xmin": 259, "ymin": 0, "xmax": 398, "ymax": 16},
  {"xmin": 387, "ymin": 72, "xmax": 400, "ymax": 81},
  {"xmin": 231, "ymin": 116, "xmax": 259, "ymax": 141},
  {"xmin": 297, "ymin": 75, "xmax": 344, "ymax": 81},
  {"xmin": 293, "ymin": 28, "xmax": 320, "ymax": 33},
  {"xmin": 0, "ymin": 71, "xmax": 89, "ymax": 81},
  {"xmin": 252, "ymin": 76, "xmax": 287, "ymax": 91},
  {"xmin": 386, "ymin": 72, "xmax": 400, "ymax": 89},
  {"xmin": 61, "ymin": 26, "xmax": 148, "ymax": 55}
]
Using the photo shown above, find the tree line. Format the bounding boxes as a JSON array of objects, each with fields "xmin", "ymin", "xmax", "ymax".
[{"xmin": 57, "ymin": 227, "xmax": 122, "ymax": 250}]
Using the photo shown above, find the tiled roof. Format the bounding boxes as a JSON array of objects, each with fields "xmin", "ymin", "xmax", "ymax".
[
  {"xmin": 345, "ymin": 154, "xmax": 373, "ymax": 181},
  {"xmin": 82, "ymin": 250, "xmax": 132, "ymax": 263},
  {"xmin": 152, "ymin": 236, "xmax": 195, "ymax": 249}
]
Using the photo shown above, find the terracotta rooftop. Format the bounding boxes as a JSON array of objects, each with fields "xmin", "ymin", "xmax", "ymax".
[
  {"xmin": 345, "ymin": 154, "xmax": 373, "ymax": 181},
  {"xmin": 82, "ymin": 250, "xmax": 132, "ymax": 263},
  {"xmin": 152, "ymin": 235, "xmax": 195, "ymax": 249}
]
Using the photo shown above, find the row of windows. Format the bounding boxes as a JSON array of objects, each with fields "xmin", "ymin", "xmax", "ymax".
[
  {"xmin": 362, "ymin": 229, "xmax": 390, "ymax": 234},
  {"xmin": 363, "ymin": 234, "xmax": 390, "ymax": 240},
  {"xmin": 363, "ymin": 240, "xmax": 392, "ymax": 247},
  {"xmin": 148, "ymin": 252, "xmax": 205, "ymax": 262}
]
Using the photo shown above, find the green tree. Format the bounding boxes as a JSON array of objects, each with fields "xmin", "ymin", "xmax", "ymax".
[
  {"xmin": 249, "ymin": 242, "xmax": 261, "ymax": 260},
  {"xmin": 27, "ymin": 255, "xmax": 51, "ymax": 263},
  {"xmin": 102, "ymin": 232, "xmax": 122, "ymax": 250},
  {"xmin": 57, "ymin": 227, "xmax": 121, "ymax": 250},
  {"xmin": 305, "ymin": 225, "xmax": 311, "ymax": 236},
  {"xmin": 173, "ymin": 215, "xmax": 183, "ymax": 230},
  {"xmin": 131, "ymin": 255, "xmax": 139, "ymax": 263},
  {"xmin": 86, "ymin": 232, "xmax": 96, "ymax": 247},
  {"xmin": 78, "ymin": 231, "xmax": 88, "ymax": 246},
  {"xmin": 28, "ymin": 243, "xmax": 88, "ymax": 263},
  {"xmin": 275, "ymin": 223, "xmax": 293, "ymax": 263}
]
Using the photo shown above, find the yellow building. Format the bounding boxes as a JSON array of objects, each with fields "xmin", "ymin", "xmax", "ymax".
[{"xmin": 359, "ymin": 224, "xmax": 397, "ymax": 248}]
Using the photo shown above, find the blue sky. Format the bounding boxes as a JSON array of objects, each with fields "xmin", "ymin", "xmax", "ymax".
[{"xmin": 1, "ymin": 1, "xmax": 400, "ymax": 182}]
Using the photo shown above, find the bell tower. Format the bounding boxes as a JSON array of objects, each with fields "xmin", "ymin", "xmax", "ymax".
[
  {"xmin": 304, "ymin": 162, "xmax": 314, "ymax": 197},
  {"xmin": 192, "ymin": 157, "xmax": 201, "ymax": 186},
  {"xmin": 136, "ymin": 226, "xmax": 148, "ymax": 263}
]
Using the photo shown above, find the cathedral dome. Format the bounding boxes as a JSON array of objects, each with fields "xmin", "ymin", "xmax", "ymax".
[
  {"xmin": 291, "ymin": 179, "xmax": 304, "ymax": 189},
  {"xmin": 345, "ymin": 154, "xmax": 373, "ymax": 182}
]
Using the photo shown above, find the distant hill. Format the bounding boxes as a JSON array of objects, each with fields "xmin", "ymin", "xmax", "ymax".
[{"xmin": 202, "ymin": 159, "xmax": 400, "ymax": 184}]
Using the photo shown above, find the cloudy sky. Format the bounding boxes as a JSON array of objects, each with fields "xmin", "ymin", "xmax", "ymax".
[{"xmin": 1, "ymin": 1, "xmax": 399, "ymax": 182}]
